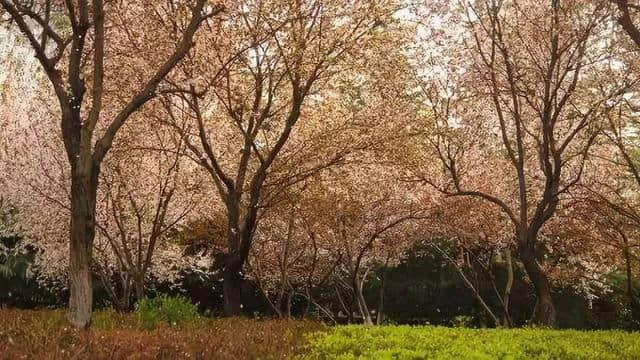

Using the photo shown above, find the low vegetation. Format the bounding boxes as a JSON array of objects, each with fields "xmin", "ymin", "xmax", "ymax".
[
  {"xmin": 135, "ymin": 295, "xmax": 200, "ymax": 330},
  {"xmin": 0, "ymin": 309, "xmax": 323, "ymax": 359},
  {"xmin": 2, "ymin": 308, "xmax": 640, "ymax": 359},
  {"xmin": 303, "ymin": 326, "xmax": 640, "ymax": 360}
]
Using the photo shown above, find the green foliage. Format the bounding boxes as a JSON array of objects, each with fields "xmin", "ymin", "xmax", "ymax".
[
  {"xmin": 303, "ymin": 326, "xmax": 640, "ymax": 359},
  {"xmin": 92, "ymin": 308, "xmax": 118, "ymax": 330},
  {"xmin": 136, "ymin": 295, "xmax": 199, "ymax": 329},
  {"xmin": 450, "ymin": 315, "xmax": 474, "ymax": 328}
]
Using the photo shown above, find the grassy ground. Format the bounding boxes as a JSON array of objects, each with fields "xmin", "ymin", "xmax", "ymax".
[
  {"xmin": 0, "ymin": 309, "xmax": 323, "ymax": 359},
  {"xmin": 2, "ymin": 309, "xmax": 639, "ymax": 359},
  {"xmin": 303, "ymin": 325, "xmax": 640, "ymax": 360}
]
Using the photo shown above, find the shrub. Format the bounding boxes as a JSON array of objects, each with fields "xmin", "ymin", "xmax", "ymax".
[
  {"xmin": 450, "ymin": 315, "xmax": 474, "ymax": 328},
  {"xmin": 303, "ymin": 325, "xmax": 640, "ymax": 360},
  {"xmin": 136, "ymin": 295, "xmax": 199, "ymax": 329}
]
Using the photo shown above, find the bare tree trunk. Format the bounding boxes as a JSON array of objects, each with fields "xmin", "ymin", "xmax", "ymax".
[
  {"xmin": 222, "ymin": 254, "xmax": 244, "ymax": 316},
  {"xmin": 334, "ymin": 284, "xmax": 352, "ymax": 323},
  {"xmin": 308, "ymin": 297, "xmax": 338, "ymax": 324},
  {"xmin": 356, "ymin": 287, "xmax": 373, "ymax": 325},
  {"xmin": 354, "ymin": 270, "xmax": 373, "ymax": 325},
  {"xmin": 621, "ymin": 232, "xmax": 640, "ymax": 324},
  {"xmin": 624, "ymin": 247, "xmax": 639, "ymax": 317},
  {"xmin": 68, "ymin": 171, "xmax": 98, "ymax": 329},
  {"xmin": 375, "ymin": 265, "xmax": 387, "ymax": 325},
  {"xmin": 519, "ymin": 244, "xmax": 556, "ymax": 327},
  {"xmin": 134, "ymin": 273, "xmax": 145, "ymax": 302},
  {"xmin": 284, "ymin": 291, "xmax": 292, "ymax": 318},
  {"xmin": 122, "ymin": 275, "xmax": 132, "ymax": 311},
  {"xmin": 434, "ymin": 243, "xmax": 501, "ymax": 326},
  {"xmin": 502, "ymin": 249, "xmax": 514, "ymax": 327},
  {"xmin": 303, "ymin": 289, "xmax": 313, "ymax": 318}
]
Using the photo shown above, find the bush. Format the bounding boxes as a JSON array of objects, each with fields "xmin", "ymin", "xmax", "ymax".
[
  {"xmin": 303, "ymin": 325, "xmax": 640, "ymax": 359},
  {"xmin": 450, "ymin": 315, "xmax": 474, "ymax": 328},
  {"xmin": 136, "ymin": 295, "xmax": 199, "ymax": 329}
]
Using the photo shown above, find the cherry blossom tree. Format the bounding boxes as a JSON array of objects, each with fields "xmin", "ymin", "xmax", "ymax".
[
  {"xmin": 1, "ymin": 86, "xmax": 210, "ymax": 311},
  {"xmin": 251, "ymin": 162, "xmax": 429, "ymax": 324},
  {"xmin": 92, "ymin": 124, "xmax": 206, "ymax": 310},
  {"xmin": 0, "ymin": 0, "xmax": 222, "ymax": 327},
  {"xmin": 413, "ymin": 0, "xmax": 629, "ymax": 326},
  {"xmin": 159, "ymin": 0, "xmax": 401, "ymax": 315}
]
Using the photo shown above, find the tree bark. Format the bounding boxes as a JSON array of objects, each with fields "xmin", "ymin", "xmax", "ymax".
[
  {"xmin": 621, "ymin": 233, "xmax": 640, "ymax": 323},
  {"xmin": 519, "ymin": 244, "xmax": 556, "ymax": 327},
  {"xmin": 284, "ymin": 291, "xmax": 292, "ymax": 318},
  {"xmin": 354, "ymin": 271, "xmax": 373, "ymax": 325},
  {"xmin": 121, "ymin": 275, "xmax": 132, "ymax": 311},
  {"xmin": 134, "ymin": 273, "xmax": 145, "ymax": 302},
  {"xmin": 68, "ymin": 170, "xmax": 98, "ymax": 329},
  {"xmin": 375, "ymin": 265, "xmax": 387, "ymax": 325},
  {"xmin": 502, "ymin": 249, "xmax": 514, "ymax": 327},
  {"xmin": 222, "ymin": 254, "xmax": 244, "ymax": 316}
]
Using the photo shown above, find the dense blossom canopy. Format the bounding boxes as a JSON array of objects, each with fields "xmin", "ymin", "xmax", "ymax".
[{"xmin": 2, "ymin": 0, "xmax": 640, "ymax": 329}]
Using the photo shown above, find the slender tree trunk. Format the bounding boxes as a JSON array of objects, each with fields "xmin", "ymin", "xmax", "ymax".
[
  {"xmin": 284, "ymin": 291, "xmax": 292, "ymax": 318},
  {"xmin": 376, "ymin": 266, "xmax": 387, "ymax": 325},
  {"xmin": 222, "ymin": 254, "xmax": 244, "ymax": 316},
  {"xmin": 134, "ymin": 273, "xmax": 145, "ymax": 302},
  {"xmin": 68, "ymin": 171, "xmax": 98, "ymax": 329},
  {"xmin": 354, "ymin": 274, "xmax": 373, "ymax": 325},
  {"xmin": 622, "ymin": 234, "xmax": 640, "ymax": 323},
  {"xmin": 334, "ymin": 284, "xmax": 351, "ymax": 323},
  {"xmin": 434, "ymin": 244, "xmax": 500, "ymax": 326},
  {"xmin": 122, "ymin": 275, "xmax": 132, "ymax": 311},
  {"xmin": 356, "ymin": 292, "xmax": 373, "ymax": 325},
  {"xmin": 519, "ymin": 243, "xmax": 556, "ymax": 327},
  {"xmin": 464, "ymin": 274, "xmax": 501, "ymax": 327},
  {"xmin": 502, "ymin": 249, "xmax": 514, "ymax": 327},
  {"xmin": 303, "ymin": 289, "xmax": 312, "ymax": 318}
]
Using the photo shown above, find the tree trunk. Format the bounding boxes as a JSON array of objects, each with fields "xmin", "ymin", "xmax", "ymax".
[
  {"xmin": 121, "ymin": 275, "xmax": 132, "ymax": 311},
  {"xmin": 303, "ymin": 289, "xmax": 312, "ymax": 318},
  {"xmin": 354, "ymin": 274, "xmax": 373, "ymax": 325},
  {"xmin": 134, "ymin": 273, "xmax": 145, "ymax": 303},
  {"xmin": 502, "ymin": 249, "xmax": 514, "ymax": 327},
  {"xmin": 334, "ymin": 284, "xmax": 351, "ymax": 323},
  {"xmin": 376, "ymin": 267, "xmax": 386, "ymax": 325},
  {"xmin": 519, "ymin": 244, "xmax": 556, "ymax": 327},
  {"xmin": 222, "ymin": 254, "xmax": 244, "ymax": 316},
  {"xmin": 284, "ymin": 291, "xmax": 292, "ymax": 318},
  {"xmin": 68, "ymin": 173, "xmax": 98, "ymax": 329},
  {"xmin": 435, "ymin": 244, "xmax": 501, "ymax": 326},
  {"xmin": 622, "ymin": 235, "xmax": 640, "ymax": 324}
]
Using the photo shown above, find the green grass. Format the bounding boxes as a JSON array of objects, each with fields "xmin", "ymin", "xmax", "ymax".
[
  {"xmin": 3, "ymin": 309, "xmax": 640, "ymax": 359},
  {"xmin": 302, "ymin": 325, "xmax": 640, "ymax": 359}
]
